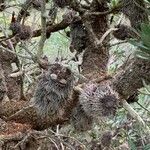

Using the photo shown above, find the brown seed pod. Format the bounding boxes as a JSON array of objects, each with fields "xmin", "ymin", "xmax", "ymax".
[
  {"xmin": 113, "ymin": 24, "xmax": 137, "ymax": 40},
  {"xmin": 69, "ymin": 16, "xmax": 88, "ymax": 53},
  {"xmin": 53, "ymin": 0, "xmax": 70, "ymax": 8},
  {"xmin": 9, "ymin": 12, "xmax": 32, "ymax": 40},
  {"xmin": 79, "ymin": 82, "xmax": 118, "ymax": 119},
  {"xmin": 16, "ymin": 25, "xmax": 32, "ymax": 40},
  {"xmin": 32, "ymin": 63, "xmax": 74, "ymax": 118}
]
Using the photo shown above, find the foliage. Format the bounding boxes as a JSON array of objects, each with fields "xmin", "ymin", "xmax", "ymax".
[
  {"xmin": 0, "ymin": 0, "xmax": 149, "ymax": 149},
  {"xmin": 129, "ymin": 24, "xmax": 150, "ymax": 60}
]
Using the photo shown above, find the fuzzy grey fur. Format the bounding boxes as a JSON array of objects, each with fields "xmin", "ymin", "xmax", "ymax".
[{"xmin": 32, "ymin": 64, "xmax": 74, "ymax": 118}]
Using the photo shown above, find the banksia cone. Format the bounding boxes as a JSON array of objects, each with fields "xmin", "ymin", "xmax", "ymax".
[
  {"xmin": 32, "ymin": 63, "xmax": 74, "ymax": 118},
  {"xmin": 70, "ymin": 16, "xmax": 88, "ymax": 53},
  {"xmin": 32, "ymin": 0, "xmax": 49, "ymax": 9},
  {"xmin": 9, "ymin": 11, "xmax": 32, "ymax": 40},
  {"xmin": 16, "ymin": 25, "xmax": 32, "ymax": 40},
  {"xmin": 113, "ymin": 24, "xmax": 137, "ymax": 40},
  {"xmin": 53, "ymin": 0, "xmax": 70, "ymax": 8},
  {"xmin": 79, "ymin": 82, "xmax": 118, "ymax": 119}
]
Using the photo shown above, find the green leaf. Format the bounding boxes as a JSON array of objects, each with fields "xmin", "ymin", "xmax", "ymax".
[
  {"xmin": 140, "ymin": 24, "xmax": 150, "ymax": 48},
  {"xmin": 135, "ymin": 51, "xmax": 150, "ymax": 60},
  {"xmin": 129, "ymin": 40, "xmax": 150, "ymax": 52},
  {"xmin": 128, "ymin": 138, "xmax": 137, "ymax": 150},
  {"xmin": 141, "ymin": 24, "xmax": 150, "ymax": 33},
  {"xmin": 143, "ymin": 144, "xmax": 150, "ymax": 150}
]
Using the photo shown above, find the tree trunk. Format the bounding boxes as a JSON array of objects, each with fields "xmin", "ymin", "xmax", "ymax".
[
  {"xmin": 0, "ymin": 49, "xmax": 22, "ymax": 101},
  {"xmin": 81, "ymin": 0, "xmax": 109, "ymax": 79},
  {"xmin": 0, "ymin": 64, "xmax": 7, "ymax": 101}
]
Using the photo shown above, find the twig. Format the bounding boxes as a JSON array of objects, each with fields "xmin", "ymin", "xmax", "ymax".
[
  {"xmin": 48, "ymin": 129, "xmax": 87, "ymax": 149},
  {"xmin": 109, "ymin": 40, "xmax": 128, "ymax": 47},
  {"xmin": 138, "ymin": 90, "xmax": 150, "ymax": 96},
  {"xmin": 0, "ymin": 46, "xmax": 32, "ymax": 60},
  {"xmin": 136, "ymin": 101, "xmax": 150, "ymax": 114},
  {"xmin": 97, "ymin": 28, "xmax": 118, "ymax": 45},
  {"xmin": 85, "ymin": 9, "xmax": 116, "ymax": 16},
  {"xmin": 9, "ymin": 65, "xmax": 38, "ymax": 77},
  {"xmin": 0, "ymin": 24, "xmax": 15, "ymax": 51},
  {"xmin": 20, "ymin": 43, "xmax": 37, "ymax": 61},
  {"xmin": 122, "ymin": 99, "xmax": 150, "ymax": 135},
  {"xmin": 37, "ymin": 0, "xmax": 47, "ymax": 58},
  {"xmin": 0, "ymin": 132, "xmax": 24, "ymax": 142},
  {"xmin": 0, "ymin": 35, "xmax": 14, "ymax": 43}
]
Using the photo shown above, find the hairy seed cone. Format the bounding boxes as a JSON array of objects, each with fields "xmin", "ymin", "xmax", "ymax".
[
  {"xmin": 79, "ymin": 83, "xmax": 118, "ymax": 118},
  {"xmin": 32, "ymin": 64, "xmax": 74, "ymax": 118},
  {"xmin": 17, "ymin": 25, "xmax": 32, "ymax": 40},
  {"xmin": 113, "ymin": 24, "xmax": 137, "ymax": 40},
  {"xmin": 53, "ymin": 0, "xmax": 70, "ymax": 8},
  {"xmin": 70, "ymin": 17, "xmax": 88, "ymax": 53}
]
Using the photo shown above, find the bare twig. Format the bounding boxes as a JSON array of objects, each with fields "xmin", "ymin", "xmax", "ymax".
[
  {"xmin": 20, "ymin": 43, "xmax": 37, "ymax": 61},
  {"xmin": 122, "ymin": 99, "xmax": 150, "ymax": 135},
  {"xmin": 109, "ymin": 40, "xmax": 128, "ymax": 47},
  {"xmin": 0, "ymin": 46, "xmax": 32, "ymax": 60},
  {"xmin": 97, "ymin": 28, "xmax": 118, "ymax": 45},
  {"xmin": 9, "ymin": 65, "xmax": 38, "ymax": 78},
  {"xmin": 37, "ymin": 0, "xmax": 47, "ymax": 58},
  {"xmin": 136, "ymin": 101, "xmax": 150, "ymax": 114}
]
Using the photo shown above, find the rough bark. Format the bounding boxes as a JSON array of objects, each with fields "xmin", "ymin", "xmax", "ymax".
[
  {"xmin": 113, "ymin": 58, "xmax": 150, "ymax": 99},
  {"xmin": 0, "ymin": 64, "xmax": 7, "ymax": 102},
  {"xmin": 81, "ymin": 0, "xmax": 109, "ymax": 79},
  {"xmin": 113, "ymin": 0, "xmax": 149, "ymax": 99},
  {"xmin": 0, "ymin": 49, "xmax": 22, "ymax": 101}
]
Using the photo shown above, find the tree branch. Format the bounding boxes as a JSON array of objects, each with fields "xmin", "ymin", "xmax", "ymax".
[
  {"xmin": 122, "ymin": 99, "xmax": 150, "ymax": 135},
  {"xmin": 37, "ymin": 0, "xmax": 47, "ymax": 57}
]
